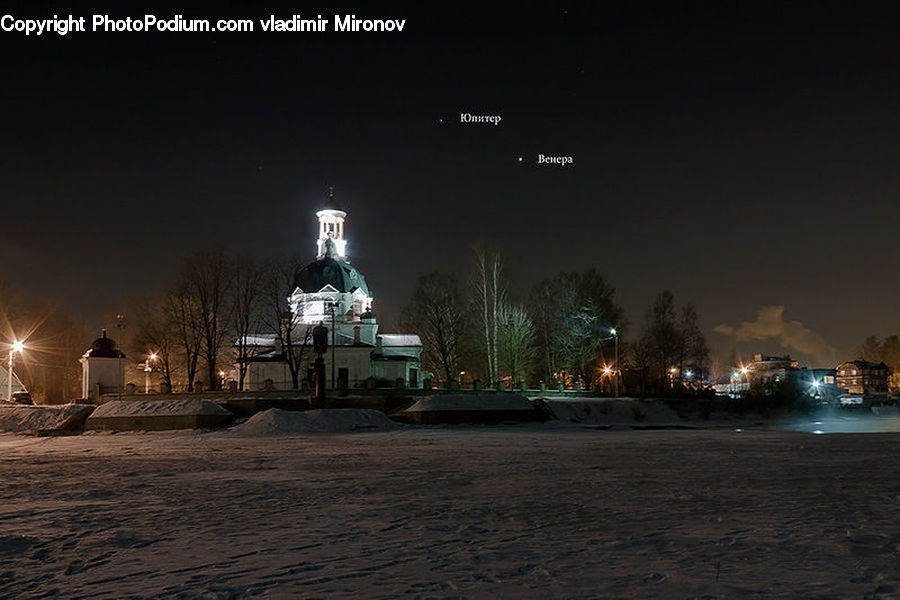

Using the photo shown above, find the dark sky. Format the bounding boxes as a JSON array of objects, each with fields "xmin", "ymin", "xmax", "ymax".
[{"xmin": 1, "ymin": 1, "xmax": 899, "ymax": 366}]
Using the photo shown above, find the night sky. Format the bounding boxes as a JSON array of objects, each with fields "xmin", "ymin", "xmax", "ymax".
[{"xmin": 1, "ymin": 1, "xmax": 898, "ymax": 366}]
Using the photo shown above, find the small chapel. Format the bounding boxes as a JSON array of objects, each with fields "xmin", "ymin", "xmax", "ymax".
[{"xmin": 241, "ymin": 189, "xmax": 427, "ymax": 390}]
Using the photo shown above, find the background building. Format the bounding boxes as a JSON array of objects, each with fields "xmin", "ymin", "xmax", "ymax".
[{"xmin": 835, "ymin": 360, "xmax": 888, "ymax": 398}]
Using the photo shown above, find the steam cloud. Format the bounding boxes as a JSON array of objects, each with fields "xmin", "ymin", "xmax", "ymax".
[{"xmin": 714, "ymin": 306, "xmax": 835, "ymax": 364}]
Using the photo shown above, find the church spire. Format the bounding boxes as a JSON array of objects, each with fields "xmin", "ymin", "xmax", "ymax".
[{"xmin": 316, "ymin": 187, "xmax": 348, "ymax": 260}]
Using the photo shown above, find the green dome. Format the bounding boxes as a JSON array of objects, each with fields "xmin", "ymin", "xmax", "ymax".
[{"xmin": 293, "ymin": 256, "xmax": 371, "ymax": 296}]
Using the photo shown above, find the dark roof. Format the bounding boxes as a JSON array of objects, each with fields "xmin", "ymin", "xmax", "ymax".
[
  {"xmin": 84, "ymin": 330, "xmax": 125, "ymax": 359},
  {"xmin": 293, "ymin": 256, "xmax": 370, "ymax": 295},
  {"xmin": 321, "ymin": 186, "xmax": 343, "ymax": 212},
  {"xmin": 838, "ymin": 360, "xmax": 888, "ymax": 370}
]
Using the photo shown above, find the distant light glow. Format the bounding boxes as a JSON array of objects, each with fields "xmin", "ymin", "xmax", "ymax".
[
  {"xmin": 740, "ymin": 367, "xmax": 749, "ymax": 375},
  {"xmin": 811, "ymin": 380, "xmax": 820, "ymax": 388},
  {"xmin": 10, "ymin": 341, "xmax": 23, "ymax": 353},
  {"xmin": 149, "ymin": 353, "xmax": 158, "ymax": 361},
  {"xmin": 610, "ymin": 328, "xmax": 617, "ymax": 336},
  {"xmin": 685, "ymin": 370, "xmax": 694, "ymax": 378}
]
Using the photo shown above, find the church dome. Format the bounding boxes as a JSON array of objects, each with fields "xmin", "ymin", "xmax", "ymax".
[
  {"xmin": 293, "ymin": 256, "xmax": 371, "ymax": 296},
  {"xmin": 84, "ymin": 330, "xmax": 125, "ymax": 358}
]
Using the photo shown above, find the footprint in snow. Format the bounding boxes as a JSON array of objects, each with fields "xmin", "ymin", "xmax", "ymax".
[{"xmin": 643, "ymin": 572, "xmax": 667, "ymax": 583}]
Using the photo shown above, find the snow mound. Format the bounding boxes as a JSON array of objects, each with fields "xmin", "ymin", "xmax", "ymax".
[
  {"xmin": 233, "ymin": 408, "xmax": 399, "ymax": 434},
  {"xmin": 91, "ymin": 399, "xmax": 231, "ymax": 418},
  {"xmin": 0, "ymin": 404, "xmax": 94, "ymax": 433},
  {"xmin": 405, "ymin": 394, "xmax": 534, "ymax": 412}
]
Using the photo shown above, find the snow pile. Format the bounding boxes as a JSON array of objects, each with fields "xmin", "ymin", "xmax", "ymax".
[
  {"xmin": 541, "ymin": 398, "xmax": 682, "ymax": 425},
  {"xmin": 404, "ymin": 394, "xmax": 534, "ymax": 412},
  {"xmin": 0, "ymin": 403, "xmax": 94, "ymax": 433},
  {"xmin": 233, "ymin": 408, "xmax": 399, "ymax": 434},
  {"xmin": 91, "ymin": 399, "xmax": 231, "ymax": 418}
]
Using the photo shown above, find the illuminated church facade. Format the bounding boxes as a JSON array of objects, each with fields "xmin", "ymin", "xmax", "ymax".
[{"xmin": 241, "ymin": 190, "xmax": 427, "ymax": 390}]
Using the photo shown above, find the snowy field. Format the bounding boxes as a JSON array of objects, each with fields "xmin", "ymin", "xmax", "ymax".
[{"xmin": 2, "ymin": 424, "xmax": 900, "ymax": 599}]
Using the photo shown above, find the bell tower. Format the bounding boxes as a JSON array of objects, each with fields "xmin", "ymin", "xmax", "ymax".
[{"xmin": 316, "ymin": 186, "xmax": 347, "ymax": 260}]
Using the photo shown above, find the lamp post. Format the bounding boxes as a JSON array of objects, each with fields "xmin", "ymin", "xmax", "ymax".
[
  {"xmin": 144, "ymin": 353, "xmax": 157, "ymax": 394},
  {"xmin": 7, "ymin": 341, "xmax": 23, "ymax": 402},
  {"xmin": 116, "ymin": 314, "xmax": 126, "ymax": 400},
  {"xmin": 609, "ymin": 328, "xmax": 619, "ymax": 397}
]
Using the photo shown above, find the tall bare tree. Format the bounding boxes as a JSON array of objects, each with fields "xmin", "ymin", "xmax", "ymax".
[
  {"xmin": 529, "ymin": 269, "xmax": 623, "ymax": 387},
  {"xmin": 856, "ymin": 335, "xmax": 884, "ymax": 363},
  {"xmin": 166, "ymin": 273, "xmax": 203, "ymax": 392},
  {"xmin": 472, "ymin": 247, "xmax": 506, "ymax": 384},
  {"xmin": 263, "ymin": 255, "xmax": 311, "ymax": 389},
  {"xmin": 132, "ymin": 298, "xmax": 178, "ymax": 389},
  {"xmin": 184, "ymin": 250, "xmax": 233, "ymax": 389},
  {"xmin": 231, "ymin": 254, "xmax": 263, "ymax": 390},
  {"xmin": 401, "ymin": 272, "xmax": 465, "ymax": 384},
  {"xmin": 637, "ymin": 290, "xmax": 709, "ymax": 392},
  {"xmin": 498, "ymin": 302, "xmax": 536, "ymax": 384}
]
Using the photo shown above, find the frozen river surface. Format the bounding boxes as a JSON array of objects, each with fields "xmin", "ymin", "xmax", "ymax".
[{"xmin": 1, "ymin": 425, "xmax": 899, "ymax": 599}]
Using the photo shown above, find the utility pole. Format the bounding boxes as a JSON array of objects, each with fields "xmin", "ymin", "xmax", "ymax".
[
  {"xmin": 610, "ymin": 328, "xmax": 619, "ymax": 397},
  {"xmin": 116, "ymin": 314, "xmax": 126, "ymax": 400},
  {"xmin": 7, "ymin": 343, "xmax": 20, "ymax": 402}
]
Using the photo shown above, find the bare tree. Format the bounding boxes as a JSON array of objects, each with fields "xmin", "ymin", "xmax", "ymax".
[
  {"xmin": 856, "ymin": 335, "xmax": 883, "ymax": 363},
  {"xmin": 401, "ymin": 272, "xmax": 465, "ymax": 384},
  {"xmin": 680, "ymin": 303, "xmax": 708, "ymax": 377},
  {"xmin": 529, "ymin": 269, "xmax": 623, "ymax": 388},
  {"xmin": 498, "ymin": 303, "xmax": 536, "ymax": 385},
  {"xmin": 637, "ymin": 290, "xmax": 709, "ymax": 392},
  {"xmin": 472, "ymin": 247, "xmax": 506, "ymax": 384},
  {"xmin": 557, "ymin": 298, "xmax": 607, "ymax": 389},
  {"xmin": 638, "ymin": 290, "xmax": 682, "ymax": 390},
  {"xmin": 529, "ymin": 279, "xmax": 557, "ymax": 381},
  {"xmin": 882, "ymin": 336, "xmax": 900, "ymax": 372},
  {"xmin": 263, "ymin": 255, "xmax": 311, "ymax": 390},
  {"xmin": 132, "ymin": 298, "xmax": 178, "ymax": 389},
  {"xmin": 165, "ymin": 275, "xmax": 202, "ymax": 392},
  {"xmin": 231, "ymin": 254, "xmax": 263, "ymax": 390},
  {"xmin": 183, "ymin": 250, "xmax": 233, "ymax": 390}
]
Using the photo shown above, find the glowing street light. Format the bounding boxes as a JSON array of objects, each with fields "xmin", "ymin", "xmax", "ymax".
[
  {"xmin": 7, "ymin": 341, "xmax": 24, "ymax": 402},
  {"xmin": 144, "ymin": 353, "xmax": 158, "ymax": 394}
]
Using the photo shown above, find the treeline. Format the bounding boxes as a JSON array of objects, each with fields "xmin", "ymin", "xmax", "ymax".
[
  {"xmin": 402, "ymin": 248, "xmax": 709, "ymax": 394},
  {"xmin": 131, "ymin": 249, "xmax": 310, "ymax": 392},
  {"xmin": 855, "ymin": 335, "xmax": 900, "ymax": 372}
]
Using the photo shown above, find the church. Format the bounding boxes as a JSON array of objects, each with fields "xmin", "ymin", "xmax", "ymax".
[{"xmin": 241, "ymin": 190, "xmax": 427, "ymax": 391}]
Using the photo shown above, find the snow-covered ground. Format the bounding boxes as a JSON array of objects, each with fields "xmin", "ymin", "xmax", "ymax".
[{"xmin": 1, "ymin": 424, "xmax": 900, "ymax": 599}]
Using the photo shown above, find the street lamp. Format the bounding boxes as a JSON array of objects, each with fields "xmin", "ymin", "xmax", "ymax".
[
  {"xmin": 610, "ymin": 328, "xmax": 619, "ymax": 397},
  {"xmin": 144, "ymin": 353, "xmax": 157, "ymax": 394},
  {"xmin": 116, "ymin": 314, "xmax": 126, "ymax": 400},
  {"xmin": 7, "ymin": 341, "xmax": 24, "ymax": 402}
]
